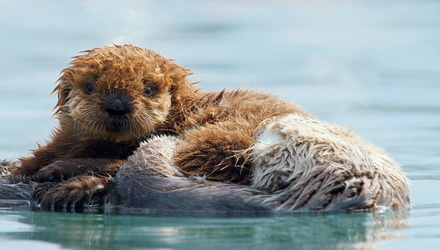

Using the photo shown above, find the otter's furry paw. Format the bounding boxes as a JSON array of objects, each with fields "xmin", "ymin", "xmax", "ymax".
[
  {"xmin": 35, "ymin": 158, "xmax": 124, "ymax": 182},
  {"xmin": 31, "ymin": 175, "xmax": 112, "ymax": 210}
]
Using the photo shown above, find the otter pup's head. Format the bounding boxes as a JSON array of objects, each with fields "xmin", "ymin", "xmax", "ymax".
[{"xmin": 54, "ymin": 44, "xmax": 194, "ymax": 142}]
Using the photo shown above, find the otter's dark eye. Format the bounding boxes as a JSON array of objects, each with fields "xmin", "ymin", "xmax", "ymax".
[
  {"xmin": 86, "ymin": 82, "xmax": 94, "ymax": 95},
  {"xmin": 145, "ymin": 85, "xmax": 155, "ymax": 97}
]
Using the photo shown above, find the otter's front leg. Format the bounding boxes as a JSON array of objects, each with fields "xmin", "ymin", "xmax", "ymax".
[
  {"xmin": 32, "ymin": 175, "xmax": 113, "ymax": 210},
  {"xmin": 15, "ymin": 145, "xmax": 58, "ymax": 176},
  {"xmin": 176, "ymin": 123, "xmax": 253, "ymax": 184},
  {"xmin": 36, "ymin": 158, "xmax": 125, "ymax": 182}
]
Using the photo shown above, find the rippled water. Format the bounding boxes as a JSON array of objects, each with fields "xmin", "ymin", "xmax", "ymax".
[{"xmin": 1, "ymin": 0, "xmax": 439, "ymax": 249}]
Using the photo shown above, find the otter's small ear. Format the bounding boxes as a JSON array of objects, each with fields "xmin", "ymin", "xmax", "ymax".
[
  {"xmin": 168, "ymin": 66, "xmax": 197, "ymax": 104},
  {"xmin": 52, "ymin": 79, "xmax": 72, "ymax": 113}
]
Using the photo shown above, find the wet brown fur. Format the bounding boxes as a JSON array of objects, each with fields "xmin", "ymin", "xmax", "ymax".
[{"xmin": 12, "ymin": 45, "xmax": 308, "ymax": 186}]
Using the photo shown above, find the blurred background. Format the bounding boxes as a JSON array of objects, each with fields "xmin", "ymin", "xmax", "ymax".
[{"xmin": 0, "ymin": 0, "xmax": 439, "ymax": 249}]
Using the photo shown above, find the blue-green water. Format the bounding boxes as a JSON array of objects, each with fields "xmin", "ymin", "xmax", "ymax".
[
  {"xmin": 0, "ymin": 209, "xmax": 412, "ymax": 250},
  {"xmin": 1, "ymin": 0, "xmax": 440, "ymax": 249}
]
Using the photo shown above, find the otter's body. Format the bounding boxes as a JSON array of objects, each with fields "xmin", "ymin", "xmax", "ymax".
[{"xmin": 6, "ymin": 45, "xmax": 409, "ymax": 212}]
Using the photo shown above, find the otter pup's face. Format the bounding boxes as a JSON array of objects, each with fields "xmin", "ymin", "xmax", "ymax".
[{"xmin": 54, "ymin": 45, "xmax": 191, "ymax": 142}]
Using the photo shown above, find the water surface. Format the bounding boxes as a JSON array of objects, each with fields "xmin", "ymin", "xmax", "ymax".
[{"xmin": 1, "ymin": 0, "xmax": 439, "ymax": 249}]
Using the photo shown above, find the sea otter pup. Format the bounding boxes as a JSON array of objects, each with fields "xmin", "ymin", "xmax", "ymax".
[
  {"xmin": 9, "ymin": 44, "xmax": 409, "ymax": 212},
  {"xmin": 12, "ymin": 45, "xmax": 304, "ymax": 193}
]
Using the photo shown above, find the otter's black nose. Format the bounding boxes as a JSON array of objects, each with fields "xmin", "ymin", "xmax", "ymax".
[{"xmin": 106, "ymin": 99, "xmax": 130, "ymax": 117}]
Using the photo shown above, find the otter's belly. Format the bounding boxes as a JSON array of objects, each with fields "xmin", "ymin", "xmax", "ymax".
[{"xmin": 114, "ymin": 114, "xmax": 410, "ymax": 213}]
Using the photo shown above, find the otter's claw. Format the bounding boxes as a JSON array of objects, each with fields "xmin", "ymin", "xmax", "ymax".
[{"xmin": 36, "ymin": 161, "xmax": 82, "ymax": 182}]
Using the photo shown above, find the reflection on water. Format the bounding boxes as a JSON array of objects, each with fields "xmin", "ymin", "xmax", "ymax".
[
  {"xmin": 0, "ymin": 209, "xmax": 410, "ymax": 250},
  {"xmin": 1, "ymin": 0, "xmax": 440, "ymax": 249}
]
